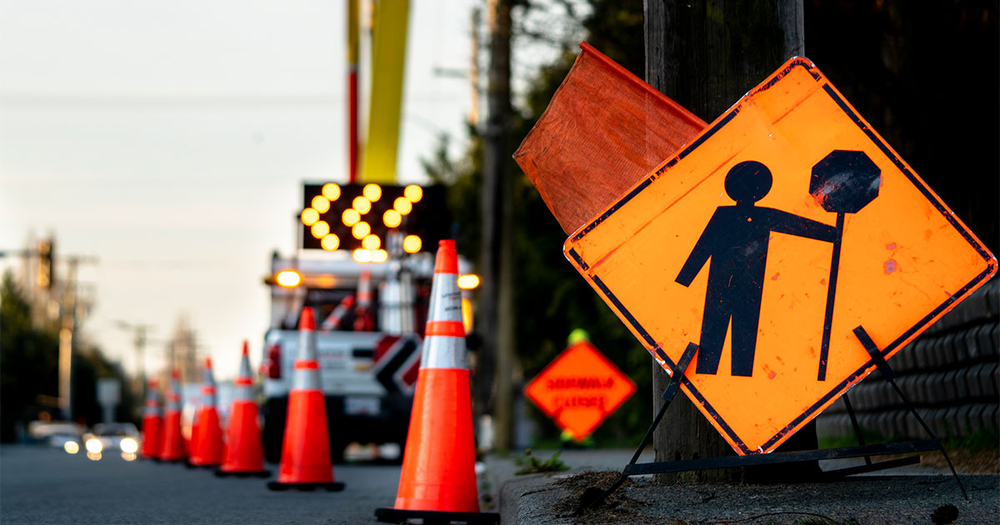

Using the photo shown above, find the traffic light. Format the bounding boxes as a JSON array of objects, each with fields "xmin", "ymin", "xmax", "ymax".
[
  {"xmin": 299, "ymin": 183, "xmax": 450, "ymax": 255},
  {"xmin": 37, "ymin": 240, "xmax": 54, "ymax": 289}
]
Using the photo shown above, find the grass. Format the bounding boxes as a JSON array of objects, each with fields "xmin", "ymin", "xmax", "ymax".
[{"xmin": 514, "ymin": 449, "xmax": 570, "ymax": 475}]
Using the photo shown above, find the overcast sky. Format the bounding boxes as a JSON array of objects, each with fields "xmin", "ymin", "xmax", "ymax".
[{"xmin": 0, "ymin": 0, "xmax": 479, "ymax": 379}]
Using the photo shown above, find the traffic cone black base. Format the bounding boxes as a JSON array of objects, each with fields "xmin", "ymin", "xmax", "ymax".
[
  {"xmin": 215, "ymin": 468, "xmax": 271, "ymax": 478},
  {"xmin": 267, "ymin": 480, "xmax": 345, "ymax": 492},
  {"xmin": 374, "ymin": 508, "xmax": 499, "ymax": 525}
]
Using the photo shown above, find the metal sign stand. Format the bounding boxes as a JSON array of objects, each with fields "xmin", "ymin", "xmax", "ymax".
[{"xmin": 578, "ymin": 329, "xmax": 969, "ymax": 514}]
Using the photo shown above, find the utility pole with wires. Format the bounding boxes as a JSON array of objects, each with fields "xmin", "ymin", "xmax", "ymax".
[
  {"xmin": 58, "ymin": 254, "xmax": 98, "ymax": 420},
  {"xmin": 115, "ymin": 321, "xmax": 156, "ymax": 403},
  {"xmin": 480, "ymin": 0, "xmax": 514, "ymax": 452}
]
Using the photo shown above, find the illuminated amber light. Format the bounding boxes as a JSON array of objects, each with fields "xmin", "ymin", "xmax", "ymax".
[
  {"xmin": 301, "ymin": 208, "xmax": 320, "ymax": 226},
  {"xmin": 353, "ymin": 196, "xmax": 372, "ymax": 214},
  {"xmin": 311, "ymin": 221, "xmax": 330, "ymax": 238},
  {"xmin": 462, "ymin": 297, "xmax": 474, "ymax": 332},
  {"xmin": 352, "ymin": 249, "xmax": 373, "ymax": 263},
  {"xmin": 276, "ymin": 270, "xmax": 302, "ymax": 288},
  {"xmin": 342, "ymin": 208, "xmax": 361, "ymax": 226},
  {"xmin": 352, "ymin": 221, "xmax": 371, "ymax": 239},
  {"xmin": 458, "ymin": 274, "xmax": 481, "ymax": 290},
  {"xmin": 362, "ymin": 234, "xmax": 381, "ymax": 250},
  {"xmin": 394, "ymin": 197, "xmax": 412, "ymax": 215},
  {"xmin": 383, "ymin": 209, "xmax": 402, "ymax": 228},
  {"xmin": 321, "ymin": 234, "xmax": 340, "ymax": 251},
  {"xmin": 371, "ymin": 249, "xmax": 388, "ymax": 263},
  {"xmin": 363, "ymin": 183, "xmax": 382, "ymax": 202},
  {"xmin": 403, "ymin": 235, "xmax": 422, "ymax": 253},
  {"xmin": 312, "ymin": 196, "xmax": 331, "ymax": 213},
  {"xmin": 404, "ymin": 184, "xmax": 423, "ymax": 202},
  {"xmin": 322, "ymin": 183, "xmax": 341, "ymax": 200}
]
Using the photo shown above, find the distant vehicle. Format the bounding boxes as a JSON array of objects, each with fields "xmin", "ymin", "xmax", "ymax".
[
  {"xmin": 260, "ymin": 249, "xmax": 474, "ymax": 463},
  {"xmin": 84, "ymin": 423, "xmax": 140, "ymax": 454},
  {"xmin": 26, "ymin": 421, "xmax": 84, "ymax": 449}
]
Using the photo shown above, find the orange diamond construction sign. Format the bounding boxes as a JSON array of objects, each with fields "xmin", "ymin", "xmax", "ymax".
[
  {"xmin": 525, "ymin": 341, "xmax": 637, "ymax": 440},
  {"xmin": 563, "ymin": 57, "xmax": 996, "ymax": 455}
]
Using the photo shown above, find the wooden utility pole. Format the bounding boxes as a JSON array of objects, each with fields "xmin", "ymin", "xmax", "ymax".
[
  {"xmin": 480, "ymin": 0, "xmax": 515, "ymax": 451},
  {"xmin": 644, "ymin": 0, "xmax": 806, "ymax": 482}
]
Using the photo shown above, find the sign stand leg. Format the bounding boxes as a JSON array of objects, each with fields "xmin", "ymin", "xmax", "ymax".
[
  {"xmin": 575, "ymin": 343, "xmax": 698, "ymax": 514},
  {"xmin": 852, "ymin": 326, "xmax": 968, "ymax": 500},
  {"xmin": 577, "ymin": 329, "xmax": 971, "ymax": 514}
]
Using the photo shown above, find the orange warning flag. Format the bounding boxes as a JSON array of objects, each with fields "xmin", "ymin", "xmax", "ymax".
[
  {"xmin": 514, "ymin": 42, "xmax": 705, "ymax": 235},
  {"xmin": 564, "ymin": 57, "xmax": 997, "ymax": 455},
  {"xmin": 525, "ymin": 340, "xmax": 636, "ymax": 440}
]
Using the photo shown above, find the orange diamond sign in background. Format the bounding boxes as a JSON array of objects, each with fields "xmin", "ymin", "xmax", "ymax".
[
  {"xmin": 525, "ymin": 341, "xmax": 636, "ymax": 440},
  {"xmin": 564, "ymin": 57, "xmax": 996, "ymax": 455}
]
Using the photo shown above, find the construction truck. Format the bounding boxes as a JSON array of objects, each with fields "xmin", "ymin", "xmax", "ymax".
[{"xmin": 259, "ymin": 247, "xmax": 474, "ymax": 463}]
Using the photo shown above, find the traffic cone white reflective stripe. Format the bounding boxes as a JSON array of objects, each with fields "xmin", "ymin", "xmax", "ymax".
[
  {"xmin": 421, "ymin": 248, "xmax": 467, "ymax": 369},
  {"xmin": 378, "ymin": 240, "xmax": 497, "ymax": 523},
  {"xmin": 233, "ymin": 343, "xmax": 255, "ymax": 401},
  {"xmin": 144, "ymin": 381, "xmax": 163, "ymax": 418},
  {"xmin": 321, "ymin": 295, "xmax": 355, "ymax": 331},
  {"xmin": 201, "ymin": 361, "xmax": 217, "ymax": 406},
  {"xmin": 292, "ymin": 323, "xmax": 322, "ymax": 391}
]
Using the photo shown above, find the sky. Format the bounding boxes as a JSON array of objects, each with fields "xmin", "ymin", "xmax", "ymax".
[{"xmin": 0, "ymin": 0, "xmax": 480, "ymax": 380}]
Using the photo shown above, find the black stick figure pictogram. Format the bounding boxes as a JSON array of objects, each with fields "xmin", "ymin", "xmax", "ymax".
[{"xmin": 676, "ymin": 161, "xmax": 839, "ymax": 377}]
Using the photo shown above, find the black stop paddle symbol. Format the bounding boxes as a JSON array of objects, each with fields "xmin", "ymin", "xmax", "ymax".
[{"xmin": 810, "ymin": 150, "xmax": 881, "ymax": 381}]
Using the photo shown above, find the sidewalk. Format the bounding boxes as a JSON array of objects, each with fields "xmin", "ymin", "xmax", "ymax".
[{"xmin": 485, "ymin": 449, "xmax": 999, "ymax": 524}]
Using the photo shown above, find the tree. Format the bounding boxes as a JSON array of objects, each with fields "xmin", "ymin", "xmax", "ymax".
[{"xmin": 1, "ymin": 272, "xmax": 60, "ymax": 441}]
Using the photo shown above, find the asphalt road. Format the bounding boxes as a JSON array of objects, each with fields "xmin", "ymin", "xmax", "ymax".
[{"xmin": 0, "ymin": 446, "xmax": 404, "ymax": 524}]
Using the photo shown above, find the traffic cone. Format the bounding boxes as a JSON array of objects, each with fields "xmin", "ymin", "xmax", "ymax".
[
  {"xmin": 321, "ymin": 295, "xmax": 355, "ymax": 331},
  {"xmin": 217, "ymin": 340, "xmax": 270, "ymax": 478},
  {"xmin": 140, "ymin": 379, "xmax": 163, "ymax": 459},
  {"xmin": 354, "ymin": 270, "xmax": 374, "ymax": 331},
  {"xmin": 375, "ymin": 240, "xmax": 498, "ymax": 524},
  {"xmin": 158, "ymin": 369, "xmax": 187, "ymax": 463},
  {"xmin": 267, "ymin": 307, "xmax": 344, "ymax": 491},
  {"xmin": 190, "ymin": 357, "xmax": 224, "ymax": 468}
]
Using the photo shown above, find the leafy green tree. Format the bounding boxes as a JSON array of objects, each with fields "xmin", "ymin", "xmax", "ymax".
[
  {"xmin": 0, "ymin": 273, "xmax": 59, "ymax": 441},
  {"xmin": 1, "ymin": 272, "xmax": 138, "ymax": 441}
]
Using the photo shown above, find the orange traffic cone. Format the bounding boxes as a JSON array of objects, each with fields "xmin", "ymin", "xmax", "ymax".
[
  {"xmin": 158, "ymin": 369, "xmax": 187, "ymax": 463},
  {"xmin": 321, "ymin": 295, "xmax": 355, "ymax": 331},
  {"xmin": 190, "ymin": 357, "xmax": 224, "ymax": 468},
  {"xmin": 217, "ymin": 340, "xmax": 270, "ymax": 478},
  {"xmin": 267, "ymin": 307, "xmax": 344, "ymax": 491},
  {"xmin": 375, "ymin": 240, "xmax": 498, "ymax": 524},
  {"xmin": 140, "ymin": 379, "xmax": 163, "ymax": 459},
  {"xmin": 354, "ymin": 270, "xmax": 374, "ymax": 331}
]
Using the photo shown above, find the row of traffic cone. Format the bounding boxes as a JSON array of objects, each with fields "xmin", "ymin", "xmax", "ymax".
[
  {"xmin": 140, "ymin": 344, "xmax": 269, "ymax": 477},
  {"xmin": 137, "ymin": 241, "xmax": 497, "ymax": 524}
]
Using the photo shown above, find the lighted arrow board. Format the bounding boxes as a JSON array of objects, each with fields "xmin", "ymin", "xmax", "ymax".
[
  {"xmin": 564, "ymin": 57, "xmax": 996, "ymax": 455},
  {"xmin": 300, "ymin": 183, "xmax": 451, "ymax": 254}
]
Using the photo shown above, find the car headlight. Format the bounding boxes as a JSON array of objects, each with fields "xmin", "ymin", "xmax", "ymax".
[
  {"xmin": 64, "ymin": 441, "xmax": 80, "ymax": 454},
  {"xmin": 85, "ymin": 438, "xmax": 103, "ymax": 454},
  {"xmin": 120, "ymin": 437, "xmax": 138, "ymax": 454}
]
